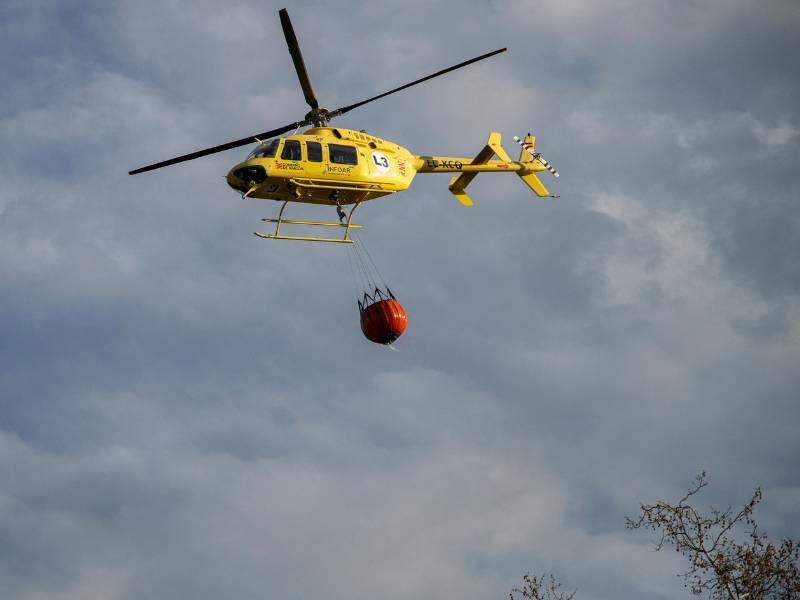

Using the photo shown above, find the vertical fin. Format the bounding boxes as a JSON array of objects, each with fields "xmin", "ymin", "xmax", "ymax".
[{"xmin": 514, "ymin": 133, "xmax": 536, "ymax": 163}]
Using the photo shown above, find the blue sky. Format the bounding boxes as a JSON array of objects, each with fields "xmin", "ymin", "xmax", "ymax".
[{"xmin": 1, "ymin": 1, "xmax": 799, "ymax": 599}]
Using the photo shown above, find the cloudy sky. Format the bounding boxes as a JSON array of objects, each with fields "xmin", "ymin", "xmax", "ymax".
[{"xmin": 1, "ymin": 1, "xmax": 799, "ymax": 599}]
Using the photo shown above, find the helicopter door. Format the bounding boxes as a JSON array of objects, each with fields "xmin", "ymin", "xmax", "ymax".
[
  {"xmin": 280, "ymin": 139, "xmax": 302, "ymax": 161},
  {"xmin": 327, "ymin": 143, "xmax": 360, "ymax": 178}
]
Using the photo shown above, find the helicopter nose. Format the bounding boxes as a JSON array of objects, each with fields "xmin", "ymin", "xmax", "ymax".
[
  {"xmin": 232, "ymin": 164, "xmax": 267, "ymax": 183},
  {"xmin": 227, "ymin": 164, "xmax": 267, "ymax": 192}
]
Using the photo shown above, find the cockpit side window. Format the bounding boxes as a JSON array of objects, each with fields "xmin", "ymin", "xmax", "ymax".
[
  {"xmin": 306, "ymin": 141, "xmax": 322, "ymax": 162},
  {"xmin": 249, "ymin": 139, "xmax": 279, "ymax": 159},
  {"xmin": 329, "ymin": 144, "xmax": 358, "ymax": 165},
  {"xmin": 281, "ymin": 140, "xmax": 301, "ymax": 161}
]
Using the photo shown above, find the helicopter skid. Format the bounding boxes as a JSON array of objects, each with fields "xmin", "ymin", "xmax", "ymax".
[
  {"xmin": 255, "ymin": 232, "xmax": 354, "ymax": 243},
  {"xmin": 255, "ymin": 199, "xmax": 363, "ymax": 243}
]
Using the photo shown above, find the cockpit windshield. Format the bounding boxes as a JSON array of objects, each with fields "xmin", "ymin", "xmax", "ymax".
[{"xmin": 247, "ymin": 138, "xmax": 279, "ymax": 160}]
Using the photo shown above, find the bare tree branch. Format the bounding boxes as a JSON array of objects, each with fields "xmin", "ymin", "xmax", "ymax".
[
  {"xmin": 510, "ymin": 573, "xmax": 577, "ymax": 600},
  {"xmin": 626, "ymin": 473, "xmax": 800, "ymax": 600}
]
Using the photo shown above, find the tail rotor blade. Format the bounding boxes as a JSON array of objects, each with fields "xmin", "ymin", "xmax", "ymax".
[
  {"xmin": 537, "ymin": 154, "xmax": 559, "ymax": 178},
  {"xmin": 279, "ymin": 8, "xmax": 319, "ymax": 110}
]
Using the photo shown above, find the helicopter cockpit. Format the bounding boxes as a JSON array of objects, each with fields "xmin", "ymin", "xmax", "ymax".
[{"xmin": 247, "ymin": 138, "xmax": 280, "ymax": 160}]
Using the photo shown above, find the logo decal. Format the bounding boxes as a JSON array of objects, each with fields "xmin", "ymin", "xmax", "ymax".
[{"xmin": 371, "ymin": 151, "xmax": 390, "ymax": 174}]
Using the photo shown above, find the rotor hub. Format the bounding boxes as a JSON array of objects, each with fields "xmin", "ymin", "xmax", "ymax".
[{"xmin": 305, "ymin": 107, "xmax": 331, "ymax": 128}]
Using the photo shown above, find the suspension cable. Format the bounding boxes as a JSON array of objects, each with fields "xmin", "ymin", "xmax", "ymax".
[
  {"xmin": 339, "ymin": 203, "xmax": 392, "ymax": 307},
  {"xmin": 345, "ymin": 241, "xmax": 365, "ymax": 299},
  {"xmin": 347, "ymin": 237, "xmax": 372, "ymax": 293},
  {"xmin": 351, "ymin": 235, "xmax": 377, "ymax": 290},
  {"xmin": 354, "ymin": 231, "xmax": 388, "ymax": 291}
]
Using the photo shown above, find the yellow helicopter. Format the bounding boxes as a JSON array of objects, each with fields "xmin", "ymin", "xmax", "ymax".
[{"xmin": 129, "ymin": 8, "xmax": 559, "ymax": 243}]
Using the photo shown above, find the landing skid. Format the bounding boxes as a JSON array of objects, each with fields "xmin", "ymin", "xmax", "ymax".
[{"xmin": 255, "ymin": 199, "xmax": 363, "ymax": 243}]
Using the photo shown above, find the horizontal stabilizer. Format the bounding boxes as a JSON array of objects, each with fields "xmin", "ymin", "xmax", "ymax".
[
  {"xmin": 447, "ymin": 132, "xmax": 509, "ymax": 205},
  {"xmin": 448, "ymin": 176, "xmax": 474, "ymax": 206},
  {"xmin": 517, "ymin": 172, "xmax": 549, "ymax": 197}
]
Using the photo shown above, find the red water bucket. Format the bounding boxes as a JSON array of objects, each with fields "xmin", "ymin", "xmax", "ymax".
[{"xmin": 360, "ymin": 298, "xmax": 407, "ymax": 345}]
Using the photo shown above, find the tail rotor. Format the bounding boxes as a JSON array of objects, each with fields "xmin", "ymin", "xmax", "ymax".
[{"xmin": 513, "ymin": 134, "xmax": 560, "ymax": 178}]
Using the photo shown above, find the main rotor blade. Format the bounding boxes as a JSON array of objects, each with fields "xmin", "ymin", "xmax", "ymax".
[
  {"xmin": 128, "ymin": 121, "xmax": 307, "ymax": 175},
  {"xmin": 330, "ymin": 47, "xmax": 507, "ymax": 117},
  {"xmin": 279, "ymin": 8, "xmax": 319, "ymax": 110}
]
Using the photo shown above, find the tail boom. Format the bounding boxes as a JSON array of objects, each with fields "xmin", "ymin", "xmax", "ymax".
[
  {"xmin": 413, "ymin": 158, "xmax": 521, "ymax": 173},
  {"xmin": 413, "ymin": 132, "xmax": 550, "ymax": 204}
]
